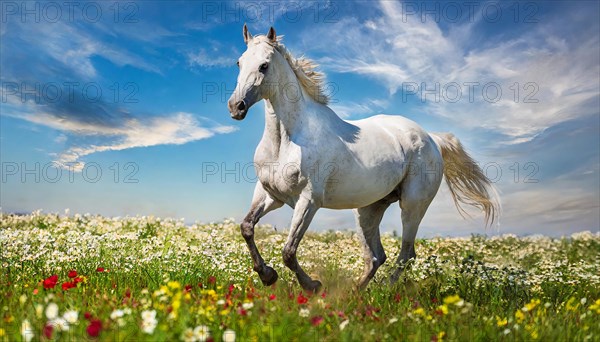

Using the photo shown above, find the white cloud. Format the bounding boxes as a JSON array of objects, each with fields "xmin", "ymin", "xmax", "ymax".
[
  {"xmin": 54, "ymin": 112, "xmax": 233, "ymax": 171},
  {"xmin": 302, "ymin": 1, "xmax": 599, "ymax": 145}
]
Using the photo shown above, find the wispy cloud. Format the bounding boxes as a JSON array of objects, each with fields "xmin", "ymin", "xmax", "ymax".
[
  {"xmin": 302, "ymin": 1, "xmax": 599, "ymax": 145},
  {"xmin": 3, "ymin": 95, "xmax": 236, "ymax": 170}
]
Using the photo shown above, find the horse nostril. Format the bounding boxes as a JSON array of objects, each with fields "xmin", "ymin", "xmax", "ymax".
[{"xmin": 237, "ymin": 101, "xmax": 246, "ymax": 111}]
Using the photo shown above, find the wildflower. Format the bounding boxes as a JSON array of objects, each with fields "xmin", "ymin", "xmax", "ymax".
[
  {"xmin": 0, "ymin": 328, "xmax": 5, "ymax": 337},
  {"xmin": 62, "ymin": 281, "xmax": 76, "ymax": 291},
  {"xmin": 588, "ymin": 299, "xmax": 600, "ymax": 314},
  {"xmin": 181, "ymin": 328, "xmax": 196, "ymax": 342},
  {"xmin": 46, "ymin": 302, "xmax": 59, "ymax": 320},
  {"xmin": 269, "ymin": 294, "xmax": 276, "ymax": 301},
  {"xmin": 21, "ymin": 319, "xmax": 34, "ymax": 342},
  {"xmin": 63, "ymin": 310, "xmax": 78, "ymax": 324},
  {"xmin": 68, "ymin": 270, "xmax": 78, "ymax": 278},
  {"xmin": 222, "ymin": 329, "xmax": 236, "ymax": 342},
  {"xmin": 43, "ymin": 275, "xmax": 59, "ymax": 289},
  {"xmin": 242, "ymin": 302, "xmax": 254, "ymax": 310},
  {"xmin": 515, "ymin": 310, "xmax": 525, "ymax": 323},
  {"xmin": 43, "ymin": 324, "xmax": 54, "ymax": 338},
  {"xmin": 496, "ymin": 316, "xmax": 508, "ymax": 327},
  {"xmin": 297, "ymin": 293, "xmax": 309, "ymax": 304},
  {"xmin": 310, "ymin": 316, "xmax": 324, "ymax": 326},
  {"xmin": 194, "ymin": 325, "xmax": 210, "ymax": 342},
  {"xmin": 522, "ymin": 299, "xmax": 541, "ymax": 312},
  {"xmin": 168, "ymin": 281, "xmax": 181, "ymax": 289},
  {"xmin": 19, "ymin": 294, "xmax": 27, "ymax": 305},
  {"xmin": 86, "ymin": 319, "xmax": 102, "ymax": 337},
  {"xmin": 96, "ymin": 267, "xmax": 105, "ymax": 272},
  {"xmin": 566, "ymin": 297, "xmax": 578, "ymax": 311},
  {"xmin": 339, "ymin": 319, "xmax": 349, "ymax": 331},
  {"xmin": 53, "ymin": 317, "xmax": 70, "ymax": 331},
  {"xmin": 443, "ymin": 295, "xmax": 461, "ymax": 305},
  {"xmin": 35, "ymin": 304, "xmax": 43, "ymax": 318},
  {"xmin": 141, "ymin": 310, "xmax": 158, "ymax": 334},
  {"xmin": 299, "ymin": 308, "xmax": 310, "ymax": 317},
  {"xmin": 436, "ymin": 305, "xmax": 449, "ymax": 315},
  {"xmin": 413, "ymin": 307, "xmax": 426, "ymax": 316},
  {"xmin": 389, "ymin": 317, "xmax": 398, "ymax": 324},
  {"xmin": 110, "ymin": 309, "xmax": 125, "ymax": 320},
  {"xmin": 503, "ymin": 328, "xmax": 511, "ymax": 335}
]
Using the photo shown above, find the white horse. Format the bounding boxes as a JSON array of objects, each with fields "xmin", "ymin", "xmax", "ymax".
[{"xmin": 227, "ymin": 25, "xmax": 499, "ymax": 292}]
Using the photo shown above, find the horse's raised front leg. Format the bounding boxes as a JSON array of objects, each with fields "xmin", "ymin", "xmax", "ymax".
[
  {"xmin": 282, "ymin": 197, "xmax": 320, "ymax": 292},
  {"xmin": 354, "ymin": 199, "xmax": 391, "ymax": 290},
  {"xmin": 241, "ymin": 183, "xmax": 283, "ymax": 286}
]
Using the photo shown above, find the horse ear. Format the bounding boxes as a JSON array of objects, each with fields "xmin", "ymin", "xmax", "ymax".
[
  {"xmin": 267, "ymin": 27, "xmax": 276, "ymax": 42},
  {"xmin": 243, "ymin": 23, "xmax": 252, "ymax": 44}
]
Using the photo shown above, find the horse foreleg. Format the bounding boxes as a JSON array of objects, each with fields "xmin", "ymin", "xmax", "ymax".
[
  {"xmin": 282, "ymin": 197, "xmax": 320, "ymax": 292},
  {"xmin": 241, "ymin": 184, "xmax": 283, "ymax": 286}
]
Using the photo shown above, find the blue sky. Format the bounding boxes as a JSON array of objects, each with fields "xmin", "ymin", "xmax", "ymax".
[{"xmin": 1, "ymin": 1, "xmax": 598, "ymax": 236}]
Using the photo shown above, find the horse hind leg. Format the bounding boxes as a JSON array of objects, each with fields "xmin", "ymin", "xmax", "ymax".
[
  {"xmin": 390, "ymin": 162, "xmax": 442, "ymax": 283},
  {"xmin": 354, "ymin": 199, "xmax": 392, "ymax": 290}
]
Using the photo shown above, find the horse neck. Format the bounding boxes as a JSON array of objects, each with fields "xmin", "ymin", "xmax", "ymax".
[{"xmin": 262, "ymin": 71, "xmax": 343, "ymax": 145}]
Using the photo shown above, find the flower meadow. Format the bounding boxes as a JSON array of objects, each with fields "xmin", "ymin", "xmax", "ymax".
[{"xmin": 1, "ymin": 211, "xmax": 599, "ymax": 341}]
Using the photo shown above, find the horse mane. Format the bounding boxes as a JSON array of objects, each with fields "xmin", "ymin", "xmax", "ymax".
[{"xmin": 262, "ymin": 36, "xmax": 329, "ymax": 105}]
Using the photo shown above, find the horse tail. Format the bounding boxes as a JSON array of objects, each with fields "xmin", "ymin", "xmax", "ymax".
[{"xmin": 430, "ymin": 133, "xmax": 500, "ymax": 227}]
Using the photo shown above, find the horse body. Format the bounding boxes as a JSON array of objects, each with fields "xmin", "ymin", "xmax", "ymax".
[{"xmin": 228, "ymin": 26, "xmax": 499, "ymax": 291}]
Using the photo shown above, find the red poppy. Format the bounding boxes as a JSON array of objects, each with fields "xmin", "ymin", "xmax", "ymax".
[
  {"xmin": 43, "ymin": 275, "xmax": 58, "ymax": 289},
  {"xmin": 43, "ymin": 324, "xmax": 53, "ymax": 339},
  {"xmin": 96, "ymin": 267, "xmax": 105, "ymax": 272},
  {"xmin": 310, "ymin": 316, "xmax": 324, "ymax": 326},
  {"xmin": 68, "ymin": 270, "xmax": 77, "ymax": 278},
  {"xmin": 269, "ymin": 294, "xmax": 276, "ymax": 301},
  {"xmin": 84, "ymin": 312, "xmax": 92, "ymax": 320},
  {"xmin": 73, "ymin": 277, "xmax": 83, "ymax": 284},
  {"xmin": 61, "ymin": 281, "xmax": 76, "ymax": 291},
  {"xmin": 321, "ymin": 291, "xmax": 327, "ymax": 298},
  {"xmin": 237, "ymin": 307, "xmax": 247, "ymax": 316},
  {"xmin": 297, "ymin": 293, "xmax": 308, "ymax": 305},
  {"xmin": 208, "ymin": 276, "xmax": 216, "ymax": 284},
  {"xmin": 184, "ymin": 284, "xmax": 193, "ymax": 293},
  {"xmin": 86, "ymin": 319, "xmax": 102, "ymax": 337}
]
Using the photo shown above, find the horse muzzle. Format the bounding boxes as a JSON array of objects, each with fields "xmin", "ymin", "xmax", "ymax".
[{"xmin": 228, "ymin": 99, "xmax": 248, "ymax": 120}]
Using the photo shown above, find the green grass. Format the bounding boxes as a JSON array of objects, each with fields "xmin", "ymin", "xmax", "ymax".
[{"xmin": 1, "ymin": 212, "xmax": 599, "ymax": 341}]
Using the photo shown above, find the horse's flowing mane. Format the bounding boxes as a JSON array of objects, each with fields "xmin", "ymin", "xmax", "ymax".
[{"xmin": 269, "ymin": 37, "xmax": 329, "ymax": 105}]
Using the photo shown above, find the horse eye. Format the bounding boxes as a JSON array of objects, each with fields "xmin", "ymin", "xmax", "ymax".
[
  {"xmin": 236, "ymin": 61, "xmax": 240, "ymax": 67},
  {"xmin": 259, "ymin": 63, "xmax": 268, "ymax": 72}
]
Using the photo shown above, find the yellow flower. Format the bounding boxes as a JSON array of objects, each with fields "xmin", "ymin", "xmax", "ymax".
[
  {"xmin": 413, "ymin": 307, "xmax": 425, "ymax": 316},
  {"xmin": 443, "ymin": 295, "xmax": 461, "ymax": 305},
  {"xmin": 438, "ymin": 331, "xmax": 446, "ymax": 341},
  {"xmin": 515, "ymin": 310, "xmax": 525, "ymax": 323},
  {"xmin": 438, "ymin": 305, "xmax": 449, "ymax": 315},
  {"xmin": 167, "ymin": 281, "xmax": 181, "ymax": 290},
  {"xmin": 566, "ymin": 297, "xmax": 578, "ymax": 312},
  {"xmin": 496, "ymin": 316, "xmax": 508, "ymax": 327},
  {"xmin": 523, "ymin": 299, "xmax": 541, "ymax": 312},
  {"xmin": 0, "ymin": 328, "xmax": 5, "ymax": 337},
  {"xmin": 588, "ymin": 299, "xmax": 600, "ymax": 314}
]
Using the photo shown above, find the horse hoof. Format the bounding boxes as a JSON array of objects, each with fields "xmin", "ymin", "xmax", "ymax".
[
  {"xmin": 304, "ymin": 279, "xmax": 322, "ymax": 294},
  {"xmin": 260, "ymin": 266, "xmax": 278, "ymax": 286}
]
